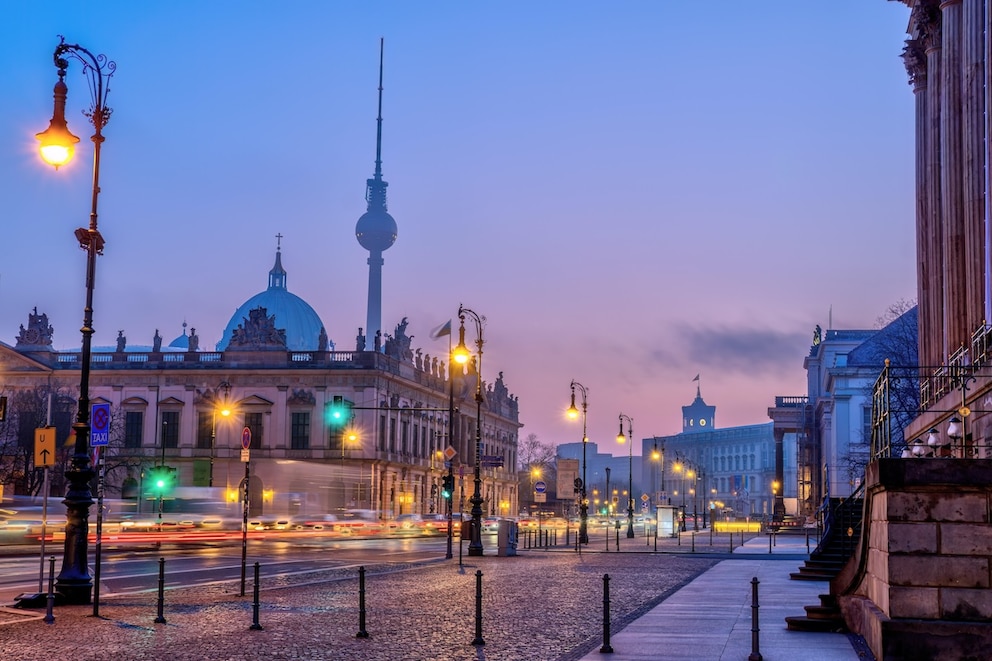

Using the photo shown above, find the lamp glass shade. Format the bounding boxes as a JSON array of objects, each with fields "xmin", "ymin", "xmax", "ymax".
[
  {"xmin": 452, "ymin": 342, "xmax": 470, "ymax": 365},
  {"xmin": 616, "ymin": 433, "xmax": 625, "ymax": 443},
  {"xmin": 566, "ymin": 405, "xmax": 579, "ymax": 420},
  {"xmin": 946, "ymin": 418, "xmax": 961, "ymax": 438},
  {"xmin": 36, "ymin": 78, "xmax": 79, "ymax": 168}
]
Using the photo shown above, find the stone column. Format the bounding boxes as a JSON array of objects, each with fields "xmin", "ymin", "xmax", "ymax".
[
  {"xmin": 922, "ymin": 5, "xmax": 946, "ymax": 368},
  {"xmin": 941, "ymin": 1, "xmax": 968, "ymax": 354},
  {"xmin": 962, "ymin": 0, "xmax": 986, "ymax": 329}
]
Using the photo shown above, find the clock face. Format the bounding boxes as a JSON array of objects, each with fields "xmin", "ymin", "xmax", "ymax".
[{"xmin": 699, "ymin": 419, "xmax": 706, "ymax": 427}]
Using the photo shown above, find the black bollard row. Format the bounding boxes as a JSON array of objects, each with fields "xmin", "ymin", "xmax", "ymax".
[
  {"xmin": 471, "ymin": 570, "xmax": 485, "ymax": 646},
  {"xmin": 599, "ymin": 573, "xmax": 614, "ymax": 653},
  {"xmin": 356, "ymin": 565, "xmax": 369, "ymax": 638},
  {"xmin": 154, "ymin": 557, "xmax": 167, "ymax": 624}
]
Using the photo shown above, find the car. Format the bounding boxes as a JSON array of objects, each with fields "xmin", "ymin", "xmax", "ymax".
[
  {"xmin": 421, "ymin": 513, "xmax": 450, "ymax": 533},
  {"xmin": 482, "ymin": 517, "xmax": 502, "ymax": 533},
  {"xmin": 390, "ymin": 513, "xmax": 427, "ymax": 534},
  {"xmin": 333, "ymin": 509, "xmax": 384, "ymax": 535}
]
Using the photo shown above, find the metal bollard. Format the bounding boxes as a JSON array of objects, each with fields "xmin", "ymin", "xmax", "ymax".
[
  {"xmin": 471, "ymin": 570, "xmax": 485, "ymax": 646},
  {"xmin": 250, "ymin": 562, "xmax": 263, "ymax": 630},
  {"xmin": 691, "ymin": 531, "xmax": 695, "ymax": 553},
  {"xmin": 615, "ymin": 527, "xmax": 620, "ymax": 551},
  {"xmin": 768, "ymin": 533, "xmax": 773, "ymax": 554},
  {"xmin": 730, "ymin": 530, "xmax": 734, "ymax": 553},
  {"xmin": 356, "ymin": 565, "xmax": 369, "ymax": 638},
  {"xmin": 44, "ymin": 556, "xmax": 55, "ymax": 624},
  {"xmin": 154, "ymin": 558, "xmax": 167, "ymax": 624},
  {"xmin": 806, "ymin": 528, "xmax": 810, "ymax": 553},
  {"xmin": 599, "ymin": 573, "xmax": 614, "ymax": 653},
  {"xmin": 748, "ymin": 576, "xmax": 762, "ymax": 661}
]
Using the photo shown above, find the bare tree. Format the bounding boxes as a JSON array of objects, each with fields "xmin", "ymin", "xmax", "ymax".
[
  {"xmin": 518, "ymin": 433, "xmax": 555, "ymax": 470},
  {"xmin": 850, "ymin": 299, "xmax": 919, "ymax": 477}
]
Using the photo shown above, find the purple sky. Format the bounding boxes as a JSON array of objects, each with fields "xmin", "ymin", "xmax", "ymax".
[{"xmin": 1, "ymin": 2, "xmax": 916, "ymax": 454}]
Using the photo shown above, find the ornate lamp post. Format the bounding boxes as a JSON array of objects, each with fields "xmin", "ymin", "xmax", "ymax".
[
  {"xmin": 616, "ymin": 413, "xmax": 635, "ymax": 538},
  {"xmin": 210, "ymin": 381, "xmax": 232, "ymax": 488},
  {"xmin": 566, "ymin": 380, "xmax": 590, "ymax": 544},
  {"xmin": 453, "ymin": 304, "xmax": 485, "ymax": 556},
  {"xmin": 36, "ymin": 37, "xmax": 115, "ymax": 605}
]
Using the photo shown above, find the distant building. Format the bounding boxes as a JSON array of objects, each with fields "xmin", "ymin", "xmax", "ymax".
[{"xmin": 644, "ymin": 383, "xmax": 777, "ymax": 520}]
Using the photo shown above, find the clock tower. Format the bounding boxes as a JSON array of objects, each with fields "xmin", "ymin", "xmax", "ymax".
[{"xmin": 681, "ymin": 377, "xmax": 715, "ymax": 433}]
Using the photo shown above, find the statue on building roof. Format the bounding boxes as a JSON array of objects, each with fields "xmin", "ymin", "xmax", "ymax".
[
  {"xmin": 116, "ymin": 330, "xmax": 127, "ymax": 353},
  {"xmin": 15, "ymin": 307, "xmax": 54, "ymax": 348},
  {"xmin": 153, "ymin": 329, "xmax": 162, "ymax": 352}
]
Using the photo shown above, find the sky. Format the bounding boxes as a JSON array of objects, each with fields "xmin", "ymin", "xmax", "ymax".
[{"xmin": 1, "ymin": 2, "xmax": 917, "ymax": 455}]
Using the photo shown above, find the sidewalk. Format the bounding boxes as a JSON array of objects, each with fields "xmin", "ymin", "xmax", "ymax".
[{"xmin": 577, "ymin": 533, "xmax": 870, "ymax": 661}]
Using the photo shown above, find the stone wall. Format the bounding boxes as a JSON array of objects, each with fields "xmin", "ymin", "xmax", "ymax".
[{"xmin": 838, "ymin": 458, "xmax": 992, "ymax": 660}]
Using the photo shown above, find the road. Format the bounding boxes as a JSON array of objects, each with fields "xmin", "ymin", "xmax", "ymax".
[{"xmin": 0, "ymin": 534, "xmax": 450, "ymax": 604}]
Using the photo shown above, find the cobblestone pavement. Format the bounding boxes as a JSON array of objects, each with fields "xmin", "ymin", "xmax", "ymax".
[{"xmin": 0, "ymin": 547, "xmax": 719, "ymax": 661}]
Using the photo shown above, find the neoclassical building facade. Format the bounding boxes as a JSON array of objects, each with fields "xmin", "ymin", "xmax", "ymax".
[{"xmin": 0, "ymin": 248, "xmax": 522, "ymax": 521}]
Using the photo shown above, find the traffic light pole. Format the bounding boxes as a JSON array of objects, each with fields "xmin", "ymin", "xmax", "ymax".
[
  {"xmin": 445, "ymin": 465, "xmax": 454, "ymax": 560},
  {"xmin": 240, "ymin": 458, "xmax": 250, "ymax": 597}
]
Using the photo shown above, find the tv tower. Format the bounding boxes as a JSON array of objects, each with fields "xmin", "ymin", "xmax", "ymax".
[{"xmin": 355, "ymin": 38, "xmax": 397, "ymax": 350}]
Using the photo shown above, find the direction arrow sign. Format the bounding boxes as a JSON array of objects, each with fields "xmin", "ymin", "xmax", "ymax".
[
  {"xmin": 534, "ymin": 480, "xmax": 547, "ymax": 494},
  {"xmin": 34, "ymin": 427, "xmax": 56, "ymax": 467},
  {"xmin": 90, "ymin": 402, "xmax": 111, "ymax": 446}
]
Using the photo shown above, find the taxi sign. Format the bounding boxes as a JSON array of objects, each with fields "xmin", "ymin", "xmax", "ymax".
[
  {"xmin": 91, "ymin": 402, "xmax": 111, "ymax": 446},
  {"xmin": 241, "ymin": 427, "xmax": 252, "ymax": 449}
]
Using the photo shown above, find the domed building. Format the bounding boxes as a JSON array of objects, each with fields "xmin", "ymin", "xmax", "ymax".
[{"xmin": 216, "ymin": 245, "xmax": 331, "ymax": 352}]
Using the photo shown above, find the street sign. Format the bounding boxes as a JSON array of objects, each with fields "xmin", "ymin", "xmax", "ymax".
[
  {"xmin": 90, "ymin": 402, "xmax": 110, "ymax": 446},
  {"xmin": 34, "ymin": 427, "xmax": 56, "ymax": 467},
  {"xmin": 241, "ymin": 448, "xmax": 250, "ymax": 463},
  {"xmin": 534, "ymin": 480, "xmax": 547, "ymax": 493},
  {"xmin": 242, "ymin": 427, "xmax": 252, "ymax": 450},
  {"xmin": 641, "ymin": 500, "xmax": 649, "ymax": 510},
  {"xmin": 641, "ymin": 493, "xmax": 649, "ymax": 502},
  {"xmin": 480, "ymin": 454, "xmax": 504, "ymax": 467},
  {"xmin": 535, "ymin": 493, "xmax": 547, "ymax": 503},
  {"xmin": 443, "ymin": 445, "xmax": 457, "ymax": 461}
]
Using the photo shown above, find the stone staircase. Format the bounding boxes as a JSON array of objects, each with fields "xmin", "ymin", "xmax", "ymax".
[{"xmin": 785, "ymin": 490, "xmax": 864, "ymax": 633}]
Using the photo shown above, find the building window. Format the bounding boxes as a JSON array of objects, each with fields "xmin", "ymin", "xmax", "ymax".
[
  {"xmin": 124, "ymin": 411, "xmax": 143, "ymax": 449},
  {"xmin": 401, "ymin": 420, "xmax": 409, "ymax": 454},
  {"xmin": 291, "ymin": 411, "xmax": 310, "ymax": 450},
  {"xmin": 389, "ymin": 417, "xmax": 396, "ymax": 453},
  {"xmin": 378, "ymin": 414, "xmax": 386, "ymax": 451},
  {"xmin": 244, "ymin": 412, "xmax": 264, "ymax": 448},
  {"xmin": 161, "ymin": 411, "xmax": 180, "ymax": 449},
  {"xmin": 196, "ymin": 411, "xmax": 212, "ymax": 449}
]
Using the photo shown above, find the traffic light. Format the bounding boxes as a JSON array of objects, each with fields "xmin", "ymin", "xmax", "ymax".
[
  {"xmin": 149, "ymin": 465, "xmax": 177, "ymax": 497},
  {"xmin": 328, "ymin": 395, "xmax": 352, "ymax": 426},
  {"xmin": 441, "ymin": 474, "xmax": 454, "ymax": 500}
]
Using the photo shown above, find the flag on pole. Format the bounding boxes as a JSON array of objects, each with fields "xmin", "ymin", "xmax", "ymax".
[
  {"xmin": 430, "ymin": 320, "xmax": 452, "ymax": 340},
  {"xmin": 692, "ymin": 374, "xmax": 700, "ymax": 382}
]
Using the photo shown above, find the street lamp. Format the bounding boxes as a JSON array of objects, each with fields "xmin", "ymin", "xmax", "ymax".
[
  {"xmin": 688, "ymin": 468, "xmax": 698, "ymax": 531},
  {"xmin": 37, "ymin": 37, "xmax": 115, "ymax": 605},
  {"xmin": 566, "ymin": 380, "xmax": 590, "ymax": 544},
  {"xmin": 616, "ymin": 413, "xmax": 635, "ymax": 538},
  {"xmin": 453, "ymin": 304, "xmax": 485, "ymax": 556}
]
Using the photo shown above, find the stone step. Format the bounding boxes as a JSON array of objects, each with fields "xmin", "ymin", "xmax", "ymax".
[
  {"xmin": 785, "ymin": 615, "xmax": 848, "ymax": 633},
  {"xmin": 790, "ymin": 568, "xmax": 836, "ymax": 581},
  {"xmin": 804, "ymin": 604, "xmax": 841, "ymax": 620}
]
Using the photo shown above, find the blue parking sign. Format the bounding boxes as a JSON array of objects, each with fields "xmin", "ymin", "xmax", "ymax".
[{"xmin": 91, "ymin": 403, "xmax": 110, "ymax": 446}]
